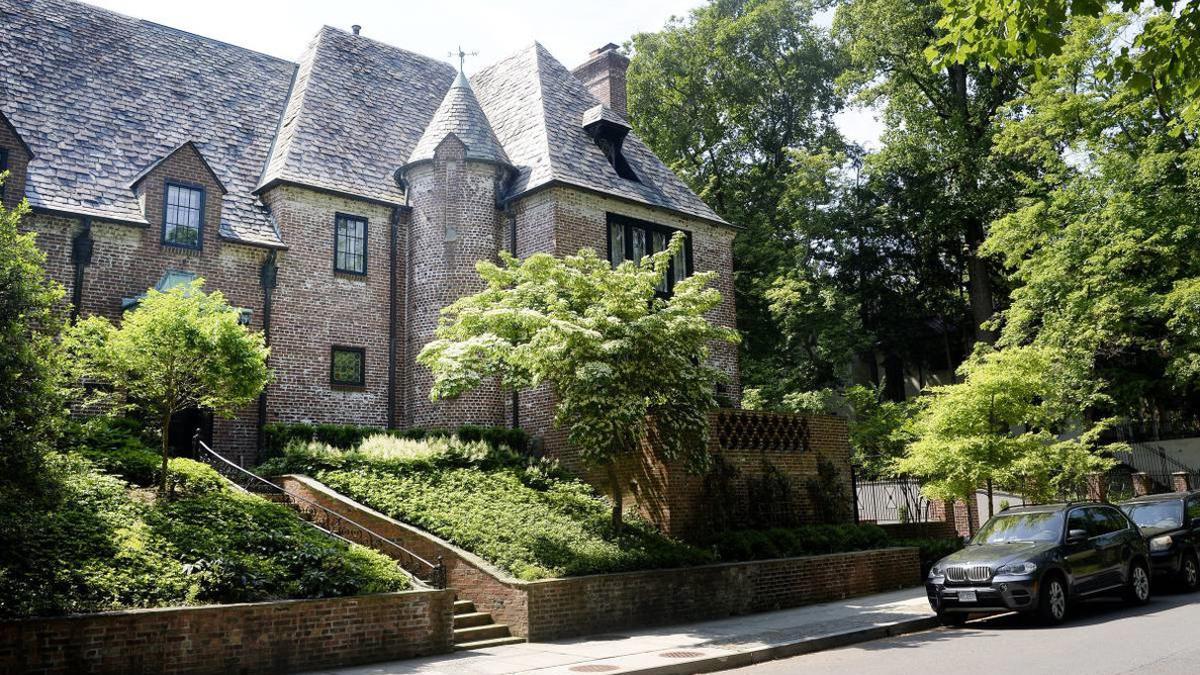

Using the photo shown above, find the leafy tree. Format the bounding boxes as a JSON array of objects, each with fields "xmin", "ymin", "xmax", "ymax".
[
  {"xmin": 834, "ymin": 0, "xmax": 1028, "ymax": 348},
  {"xmin": 932, "ymin": 0, "xmax": 1200, "ymax": 129},
  {"xmin": 982, "ymin": 13, "xmax": 1200, "ymax": 425},
  {"xmin": 417, "ymin": 235, "xmax": 739, "ymax": 530},
  {"xmin": 0, "ymin": 175, "xmax": 67, "ymax": 496},
  {"xmin": 843, "ymin": 385, "xmax": 915, "ymax": 479},
  {"xmin": 66, "ymin": 280, "xmax": 271, "ymax": 492},
  {"xmin": 627, "ymin": 0, "xmax": 845, "ymax": 397},
  {"xmin": 896, "ymin": 346, "xmax": 1115, "ymax": 507}
]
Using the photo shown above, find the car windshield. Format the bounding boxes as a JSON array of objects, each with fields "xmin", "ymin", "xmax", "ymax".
[
  {"xmin": 1121, "ymin": 502, "xmax": 1183, "ymax": 530},
  {"xmin": 972, "ymin": 511, "xmax": 1064, "ymax": 545}
]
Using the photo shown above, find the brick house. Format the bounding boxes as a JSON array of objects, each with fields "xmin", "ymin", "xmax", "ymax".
[{"xmin": 0, "ymin": 0, "xmax": 739, "ymax": 467}]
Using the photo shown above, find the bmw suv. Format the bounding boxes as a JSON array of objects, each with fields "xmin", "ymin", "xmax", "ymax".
[
  {"xmin": 926, "ymin": 502, "xmax": 1151, "ymax": 625},
  {"xmin": 1120, "ymin": 490, "xmax": 1200, "ymax": 591}
]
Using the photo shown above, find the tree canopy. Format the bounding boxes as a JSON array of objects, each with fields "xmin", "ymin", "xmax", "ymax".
[
  {"xmin": 66, "ymin": 280, "xmax": 271, "ymax": 491},
  {"xmin": 418, "ymin": 235, "xmax": 739, "ymax": 529}
]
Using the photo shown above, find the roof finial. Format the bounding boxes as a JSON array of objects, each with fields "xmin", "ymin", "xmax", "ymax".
[{"xmin": 448, "ymin": 45, "xmax": 478, "ymax": 74}]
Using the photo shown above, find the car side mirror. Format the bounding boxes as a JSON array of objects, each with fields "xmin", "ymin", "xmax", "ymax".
[
  {"xmin": 1066, "ymin": 529, "xmax": 1089, "ymax": 545},
  {"xmin": 1191, "ymin": 517, "xmax": 1200, "ymax": 529}
]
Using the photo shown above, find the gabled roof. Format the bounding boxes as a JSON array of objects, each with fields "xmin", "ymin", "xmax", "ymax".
[
  {"xmin": 471, "ymin": 44, "xmax": 728, "ymax": 226},
  {"xmin": 405, "ymin": 71, "xmax": 512, "ymax": 168},
  {"xmin": 257, "ymin": 26, "xmax": 456, "ymax": 204},
  {"xmin": 129, "ymin": 141, "xmax": 228, "ymax": 194},
  {"xmin": 0, "ymin": 0, "xmax": 294, "ymax": 246}
]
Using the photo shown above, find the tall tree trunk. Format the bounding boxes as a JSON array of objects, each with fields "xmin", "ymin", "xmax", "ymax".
[
  {"xmin": 160, "ymin": 411, "xmax": 172, "ymax": 495},
  {"xmin": 966, "ymin": 218, "xmax": 996, "ymax": 347},
  {"xmin": 607, "ymin": 462, "xmax": 623, "ymax": 534}
]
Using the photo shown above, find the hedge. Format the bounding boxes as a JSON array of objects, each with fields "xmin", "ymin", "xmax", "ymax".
[{"xmin": 261, "ymin": 422, "xmax": 529, "ymax": 460}]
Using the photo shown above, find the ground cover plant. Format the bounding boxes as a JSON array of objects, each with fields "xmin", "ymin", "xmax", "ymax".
[
  {"xmin": 0, "ymin": 425, "xmax": 409, "ymax": 619},
  {"xmin": 262, "ymin": 436, "xmax": 933, "ymax": 579}
]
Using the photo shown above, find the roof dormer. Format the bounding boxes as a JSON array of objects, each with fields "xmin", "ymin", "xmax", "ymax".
[
  {"xmin": 0, "ymin": 111, "xmax": 35, "ymax": 209},
  {"xmin": 129, "ymin": 141, "xmax": 227, "ymax": 252},
  {"xmin": 582, "ymin": 104, "xmax": 638, "ymax": 182}
]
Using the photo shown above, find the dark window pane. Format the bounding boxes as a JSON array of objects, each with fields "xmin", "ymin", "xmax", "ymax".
[
  {"xmin": 334, "ymin": 215, "xmax": 367, "ymax": 274},
  {"xmin": 631, "ymin": 227, "xmax": 646, "ymax": 263},
  {"xmin": 608, "ymin": 221, "xmax": 624, "ymax": 267},
  {"xmin": 163, "ymin": 183, "xmax": 202, "ymax": 248}
]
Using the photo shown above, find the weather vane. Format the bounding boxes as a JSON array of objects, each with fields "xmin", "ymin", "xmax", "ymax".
[{"xmin": 448, "ymin": 45, "xmax": 478, "ymax": 73}]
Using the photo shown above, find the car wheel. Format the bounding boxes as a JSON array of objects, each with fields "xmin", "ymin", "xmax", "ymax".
[
  {"xmin": 1180, "ymin": 554, "xmax": 1199, "ymax": 592},
  {"xmin": 1038, "ymin": 575, "xmax": 1068, "ymax": 625},
  {"xmin": 1125, "ymin": 560, "xmax": 1152, "ymax": 605},
  {"xmin": 937, "ymin": 610, "xmax": 968, "ymax": 627}
]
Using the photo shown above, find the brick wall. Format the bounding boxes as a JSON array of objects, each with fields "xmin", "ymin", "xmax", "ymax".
[
  {"xmin": 0, "ymin": 115, "xmax": 31, "ymax": 210},
  {"xmin": 0, "ymin": 590, "xmax": 454, "ymax": 675},
  {"xmin": 276, "ymin": 475, "xmax": 921, "ymax": 642},
  {"xmin": 524, "ymin": 547, "xmax": 921, "ymax": 641}
]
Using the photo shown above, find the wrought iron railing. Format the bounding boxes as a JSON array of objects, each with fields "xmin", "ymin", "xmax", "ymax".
[
  {"xmin": 854, "ymin": 477, "xmax": 936, "ymax": 524},
  {"xmin": 193, "ymin": 432, "xmax": 446, "ymax": 589}
]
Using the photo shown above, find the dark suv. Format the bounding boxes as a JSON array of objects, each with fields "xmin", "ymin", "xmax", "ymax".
[
  {"xmin": 1120, "ymin": 490, "xmax": 1200, "ymax": 591},
  {"xmin": 926, "ymin": 502, "xmax": 1151, "ymax": 625}
]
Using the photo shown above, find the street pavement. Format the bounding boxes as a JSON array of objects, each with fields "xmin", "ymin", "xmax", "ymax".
[
  {"xmin": 303, "ymin": 588, "xmax": 935, "ymax": 675},
  {"xmin": 728, "ymin": 587, "xmax": 1200, "ymax": 675}
]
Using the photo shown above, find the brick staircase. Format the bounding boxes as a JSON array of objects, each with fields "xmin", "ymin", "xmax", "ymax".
[{"xmin": 452, "ymin": 598, "xmax": 523, "ymax": 650}]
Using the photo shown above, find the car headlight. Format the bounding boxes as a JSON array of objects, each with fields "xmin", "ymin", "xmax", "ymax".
[
  {"xmin": 1150, "ymin": 535, "xmax": 1174, "ymax": 552},
  {"xmin": 929, "ymin": 566, "xmax": 943, "ymax": 578},
  {"xmin": 997, "ymin": 562, "xmax": 1038, "ymax": 575}
]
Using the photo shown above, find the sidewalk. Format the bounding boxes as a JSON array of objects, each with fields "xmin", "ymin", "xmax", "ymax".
[{"xmin": 304, "ymin": 587, "xmax": 937, "ymax": 675}]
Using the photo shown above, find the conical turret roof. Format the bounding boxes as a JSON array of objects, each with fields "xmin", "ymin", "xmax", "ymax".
[{"xmin": 406, "ymin": 70, "xmax": 511, "ymax": 166}]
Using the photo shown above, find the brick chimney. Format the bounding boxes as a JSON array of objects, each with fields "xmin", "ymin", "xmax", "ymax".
[{"xmin": 573, "ymin": 43, "xmax": 630, "ymax": 118}]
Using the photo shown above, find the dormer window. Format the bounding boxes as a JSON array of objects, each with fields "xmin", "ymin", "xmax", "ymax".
[
  {"xmin": 583, "ymin": 104, "xmax": 640, "ymax": 183},
  {"xmin": 162, "ymin": 182, "xmax": 204, "ymax": 249}
]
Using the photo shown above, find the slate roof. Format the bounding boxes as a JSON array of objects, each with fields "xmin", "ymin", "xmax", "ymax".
[
  {"xmin": 0, "ymin": 1, "xmax": 729, "ymax": 249},
  {"xmin": 471, "ymin": 44, "xmax": 727, "ymax": 226},
  {"xmin": 257, "ymin": 26, "xmax": 456, "ymax": 204},
  {"xmin": 406, "ymin": 71, "xmax": 512, "ymax": 167},
  {"xmin": 0, "ymin": 0, "xmax": 295, "ymax": 246}
]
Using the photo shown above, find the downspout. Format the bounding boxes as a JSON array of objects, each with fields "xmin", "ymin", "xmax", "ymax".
[
  {"xmin": 256, "ymin": 249, "xmax": 278, "ymax": 456},
  {"xmin": 69, "ymin": 217, "xmax": 94, "ymax": 323},
  {"xmin": 500, "ymin": 169, "xmax": 520, "ymax": 430},
  {"xmin": 387, "ymin": 206, "xmax": 400, "ymax": 429},
  {"xmin": 396, "ymin": 169, "xmax": 413, "ymax": 428}
]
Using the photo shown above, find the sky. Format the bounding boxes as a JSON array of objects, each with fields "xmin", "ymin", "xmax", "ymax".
[{"xmin": 81, "ymin": 0, "xmax": 882, "ymax": 147}]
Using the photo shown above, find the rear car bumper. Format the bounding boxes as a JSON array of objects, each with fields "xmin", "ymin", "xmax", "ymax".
[{"xmin": 926, "ymin": 578, "xmax": 1038, "ymax": 614}]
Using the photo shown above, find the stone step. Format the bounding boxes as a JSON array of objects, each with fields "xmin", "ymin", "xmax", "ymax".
[
  {"xmin": 453, "ymin": 599, "xmax": 476, "ymax": 614},
  {"xmin": 453, "ymin": 636, "xmax": 526, "ymax": 651},
  {"xmin": 453, "ymin": 611, "xmax": 494, "ymax": 629},
  {"xmin": 453, "ymin": 623, "xmax": 511, "ymax": 643}
]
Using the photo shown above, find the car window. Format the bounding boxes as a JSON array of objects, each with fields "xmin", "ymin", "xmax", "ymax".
[
  {"xmin": 972, "ymin": 511, "xmax": 1065, "ymax": 544},
  {"xmin": 1187, "ymin": 498, "xmax": 1200, "ymax": 523},
  {"xmin": 1095, "ymin": 507, "xmax": 1129, "ymax": 534},
  {"xmin": 1067, "ymin": 508, "xmax": 1091, "ymax": 537},
  {"xmin": 1124, "ymin": 501, "xmax": 1184, "ymax": 529}
]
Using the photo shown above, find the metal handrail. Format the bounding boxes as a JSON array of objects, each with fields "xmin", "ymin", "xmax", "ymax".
[{"xmin": 193, "ymin": 433, "xmax": 446, "ymax": 589}]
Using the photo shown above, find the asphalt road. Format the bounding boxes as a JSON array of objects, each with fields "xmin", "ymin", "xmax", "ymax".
[{"xmin": 727, "ymin": 588, "xmax": 1200, "ymax": 675}]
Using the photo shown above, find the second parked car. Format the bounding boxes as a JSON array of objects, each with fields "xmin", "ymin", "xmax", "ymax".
[
  {"xmin": 1119, "ymin": 490, "xmax": 1200, "ymax": 591},
  {"xmin": 926, "ymin": 502, "xmax": 1151, "ymax": 625}
]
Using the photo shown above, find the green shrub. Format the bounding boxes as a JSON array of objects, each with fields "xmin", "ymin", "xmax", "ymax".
[
  {"xmin": 261, "ymin": 422, "xmax": 529, "ymax": 461},
  {"xmin": 61, "ymin": 417, "xmax": 161, "ymax": 487},
  {"xmin": 166, "ymin": 458, "xmax": 225, "ymax": 498},
  {"xmin": 891, "ymin": 537, "xmax": 965, "ymax": 576},
  {"xmin": 701, "ymin": 523, "xmax": 891, "ymax": 562},
  {"xmin": 0, "ymin": 451, "xmax": 409, "ymax": 619}
]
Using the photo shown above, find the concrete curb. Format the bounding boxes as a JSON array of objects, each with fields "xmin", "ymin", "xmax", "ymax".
[{"xmin": 605, "ymin": 615, "xmax": 940, "ymax": 675}]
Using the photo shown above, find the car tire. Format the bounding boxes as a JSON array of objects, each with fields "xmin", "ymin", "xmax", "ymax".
[
  {"xmin": 937, "ymin": 610, "xmax": 968, "ymax": 627},
  {"xmin": 1180, "ymin": 553, "xmax": 1199, "ymax": 592},
  {"xmin": 1125, "ymin": 560, "xmax": 1152, "ymax": 605},
  {"xmin": 1038, "ymin": 574, "xmax": 1069, "ymax": 625}
]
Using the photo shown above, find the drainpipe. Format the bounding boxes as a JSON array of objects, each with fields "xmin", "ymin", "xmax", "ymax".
[
  {"xmin": 69, "ymin": 218, "xmax": 94, "ymax": 323},
  {"xmin": 506, "ymin": 203, "xmax": 520, "ymax": 430},
  {"xmin": 256, "ymin": 249, "xmax": 278, "ymax": 455},
  {"xmin": 387, "ymin": 206, "xmax": 401, "ymax": 429}
]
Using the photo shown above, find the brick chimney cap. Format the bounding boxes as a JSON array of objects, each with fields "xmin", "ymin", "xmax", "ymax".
[{"xmin": 591, "ymin": 43, "xmax": 620, "ymax": 57}]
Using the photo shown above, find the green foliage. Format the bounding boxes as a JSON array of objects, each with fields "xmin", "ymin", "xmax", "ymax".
[
  {"xmin": 0, "ymin": 181, "xmax": 67, "ymax": 496},
  {"xmin": 165, "ymin": 458, "xmax": 225, "ymax": 499},
  {"xmin": 844, "ymin": 385, "xmax": 915, "ymax": 479},
  {"xmin": 266, "ymin": 439, "xmax": 713, "ymax": 580},
  {"xmin": 0, "ymin": 452, "xmax": 408, "ymax": 618},
  {"xmin": 61, "ymin": 417, "xmax": 162, "ymax": 487},
  {"xmin": 805, "ymin": 456, "xmax": 852, "ymax": 523},
  {"xmin": 65, "ymin": 279, "xmax": 271, "ymax": 491},
  {"xmin": 896, "ymin": 346, "xmax": 1116, "ymax": 503},
  {"xmin": 628, "ymin": 0, "xmax": 847, "ymax": 400},
  {"xmin": 261, "ymin": 421, "xmax": 528, "ymax": 460},
  {"xmin": 932, "ymin": 0, "xmax": 1200, "ymax": 128},
  {"xmin": 417, "ymin": 236, "xmax": 738, "ymax": 527},
  {"xmin": 700, "ymin": 524, "xmax": 890, "ymax": 561},
  {"xmin": 890, "ymin": 536, "xmax": 964, "ymax": 576}
]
